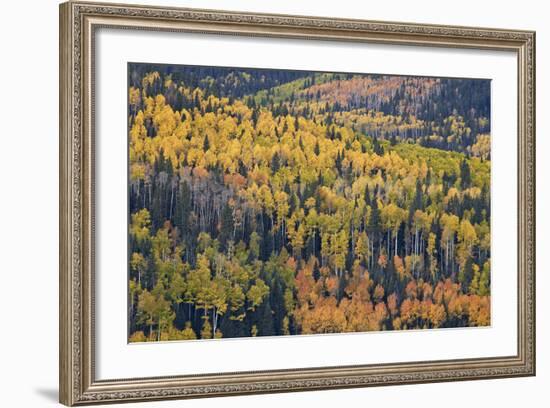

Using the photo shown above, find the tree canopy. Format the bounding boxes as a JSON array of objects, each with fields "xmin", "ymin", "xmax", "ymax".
[{"xmin": 127, "ymin": 64, "xmax": 491, "ymax": 342}]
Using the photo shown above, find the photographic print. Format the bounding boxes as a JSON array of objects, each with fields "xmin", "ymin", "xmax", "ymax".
[{"xmin": 127, "ymin": 63, "xmax": 491, "ymax": 342}]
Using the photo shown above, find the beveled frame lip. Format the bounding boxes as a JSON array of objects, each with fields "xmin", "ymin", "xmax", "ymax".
[{"xmin": 59, "ymin": 0, "xmax": 535, "ymax": 405}]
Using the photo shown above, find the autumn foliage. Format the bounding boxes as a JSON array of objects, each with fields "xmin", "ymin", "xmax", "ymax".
[{"xmin": 127, "ymin": 64, "xmax": 491, "ymax": 342}]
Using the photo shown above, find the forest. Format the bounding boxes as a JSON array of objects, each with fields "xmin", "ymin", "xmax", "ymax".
[{"xmin": 127, "ymin": 64, "xmax": 491, "ymax": 342}]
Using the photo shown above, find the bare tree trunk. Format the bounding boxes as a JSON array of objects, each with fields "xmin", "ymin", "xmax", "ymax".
[
  {"xmin": 169, "ymin": 183, "xmax": 174, "ymax": 220},
  {"xmin": 157, "ymin": 312, "xmax": 161, "ymax": 341},
  {"xmin": 212, "ymin": 308, "xmax": 217, "ymax": 337},
  {"xmin": 446, "ymin": 239, "xmax": 449, "ymax": 275},
  {"xmin": 395, "ymin": 230, "xmax": 398, "ymax": 257}
]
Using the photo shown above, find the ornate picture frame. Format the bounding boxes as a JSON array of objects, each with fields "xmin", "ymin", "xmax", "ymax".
[{"xmin": 59, "ymin": 1, "xmax": 535, "ymax": 405}]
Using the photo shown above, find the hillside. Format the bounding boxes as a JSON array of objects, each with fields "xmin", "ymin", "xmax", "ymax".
[{"xmin": 127, "ymin": 64, "xmax": 491, "ymax": 342}]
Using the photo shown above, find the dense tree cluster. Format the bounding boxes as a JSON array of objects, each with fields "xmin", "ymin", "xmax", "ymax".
[{"xmin": 128, "ymin": 64, "xmax": 491, "ymax": 342}]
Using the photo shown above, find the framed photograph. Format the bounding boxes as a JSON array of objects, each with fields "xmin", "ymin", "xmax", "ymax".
[{"xmin": 59, "ymin": 1, "xmax": 536, "ymax": 405}]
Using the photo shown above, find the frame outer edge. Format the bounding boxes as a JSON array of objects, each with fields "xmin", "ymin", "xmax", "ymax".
[
  {"xmin": 60, "ymin": 1, "xmax": 536, "ymax": 404},
  {"xmin": 519, "ymin": 30, "xmax": 536, "ymax": 376},
  {"xmin": 528, "ymin": 30, "xmax": 536, "ymax": 376},
  {"xmin": 60, "ymin": 1, "xmax": 75, "ymax": 406},
  {"xmin": 533, "ymin": 31, "xmax": 536, "ymax": 376}
]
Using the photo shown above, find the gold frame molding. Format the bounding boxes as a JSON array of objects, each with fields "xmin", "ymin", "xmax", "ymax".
[{"xmin": 59, "ymin": 1, "xmax": 536, "ymax": 405}]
